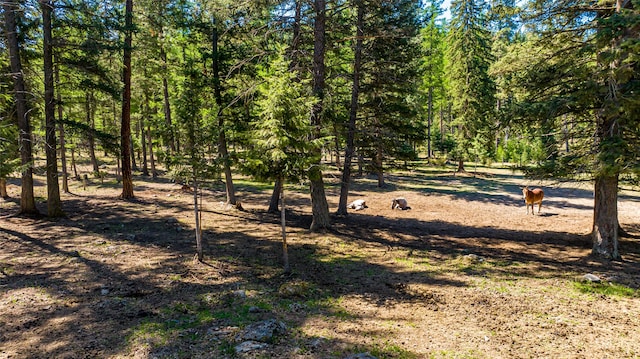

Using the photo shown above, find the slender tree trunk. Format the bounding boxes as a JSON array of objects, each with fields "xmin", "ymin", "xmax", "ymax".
[
  {"xmin": 161, "ymin": 47, "xmax": 176, "ymax": 155},
  {"xmin": 148, "ymin": 123, "xmax": 157, "ymax": 178},
  {"xmin": 268, "ymin": 177, "xmax": 283, "ymax": 213},
  {"xmin": 86, "ymin": 92, "xmax": 99, "ymax": 174},
  {"xmin": 194, "ymin": 175, "xmax": 203, "ymax": 262},
  {"xmin": 141, "ymin": 119, "xmax": 149, "ymax": 176},
  {"xmin": 120, "ymin": 0, "xmax": 134, "ymax": 199},
  {"xmin": 309, "ymin": 0, "xmax": 330, "ymax": 231},
  {"xmin": 130, "ymin": 134, "xmax": 138, "ymax": 171},
  {"xmin": 290, "ymin": 0, "xmax": 302, "ymax": 67},
  {"xmin": 281, "ymin": 186, "xmax": 290, "ymax": 273},
  {"xmin": 333, "ymin": 123, "xmax": 341, "ymax": 169},
  {"xmin": 427, "ymin": 86, "xmax": 433, "ymax": 158},
  {"xmin": 211, "ymin": 20, "xmax": 237, "ymax": 205},
  {"xmin": 337, "ymin": 2, "xmax": 363, "ymax": 215},
  {"xmin": 55, "ymin": 61, "xmax": 69, "ymax": 193},
  {"xmin": 71, "ymin": 145, "xmax": 78, "ymax": 180},
  {"xmin": 41, "ymin": 0, "xmax": 64, "ymax": 217},
  {"xmin": 376, "ymin": 142, "xmax": 384, "ymax": 188},
  {"xmin": 4, "ymin": 0, "xmax": 38, "ymax": 215}
]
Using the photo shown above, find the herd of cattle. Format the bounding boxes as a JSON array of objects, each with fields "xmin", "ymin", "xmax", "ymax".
[{"xmin": 347, "ymin": 186, "xmax": 545, "ymax": 215}]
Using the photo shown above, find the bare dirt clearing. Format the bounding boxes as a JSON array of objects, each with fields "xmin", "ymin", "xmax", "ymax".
[{"xmin": 1, "ymin": 166, "xmax": 640, "ymax": 358}]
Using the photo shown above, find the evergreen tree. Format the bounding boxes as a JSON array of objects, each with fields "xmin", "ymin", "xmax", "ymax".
[
  {"xmin": 358, "ymin": 0, "xmax": 424, "ymax": 186},
  {"xmin": 3, "ymin": 0, "xmax": 39, "ymax": 215},
  {"xmin": 120, "ymin": 0, "xmax": 134, "ymax": 199},
  {"xmin": 498, "ymin": 0, "xmax": 639, "ymax": 259},
  {"xmin": 41, "ymin": 0, "xmax": 64, "ymax": 217},
  {"xmin": 252, "ymin": 49, "xmax": 316, "ymax": 272},
  {"xmin": 336, "ymin": 0, "xmax": 363, "ymax": 215},
  {"xmin": 420, "ymin": 0, "xmax": 446, "ymax": 160},
  {"xmin": 447, "ymin": 0, "xmax": 496, "ymax": 171},
  {"xmin": 309, "ymin": 0, "xmax": 331, "ymax": 231}
]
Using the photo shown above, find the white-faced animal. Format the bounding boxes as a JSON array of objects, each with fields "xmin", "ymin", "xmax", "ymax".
[
  {"xmin": 522, "ymin": 186, "xmax": 544, "ymax": 215},
  {"xmin": 391, "ymin": 197, "xmax": 411, "ymax": 210},
  {"xmin": 347, "ymin": 199, "xmax": 368, "ymax": 211}
]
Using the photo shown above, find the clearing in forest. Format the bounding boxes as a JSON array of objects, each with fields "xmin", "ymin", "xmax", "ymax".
[{"xmin": 1, "ymin": 166, "xmax": 639, "ymax": 359}]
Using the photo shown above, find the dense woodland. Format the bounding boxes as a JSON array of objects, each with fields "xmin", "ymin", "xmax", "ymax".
[{"xmin": 1, "ymin": 0, "xmax": 638, "ymax": 260}]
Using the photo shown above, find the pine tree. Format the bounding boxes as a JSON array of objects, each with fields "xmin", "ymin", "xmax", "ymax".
[
  {"xmin": 3, "ymin": 0, "xmax": 39, "ymax": 215},
  {"xmin": 41, "ymin": 0, "xmax": 64, "ymax": 217},
  {"xmin": 358, "ymin": 0, "xmax": 424, "ymax": 186},
  {"xmin": 253, "ymin": 49, "xmax": 316, "ymax": 272},
  {"xmin": 120, "ymin": 0, "xmax": 134, "ymax": 199},
  {"xmin": 498, "ymin": 0, "xmax": 639, "ymax": 260},
  {"xmin": 447, "ymin": 0, "xmax": 496, "ymax": 171}
]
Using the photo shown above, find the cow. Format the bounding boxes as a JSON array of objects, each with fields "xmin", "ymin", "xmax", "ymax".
[
  {"xmin": 391, "ymin": 197, "xmax": 411, "ymax": 210},
  {"xmin": 347, "ymin": 199, "xmax": 368, "ymax": 211},
  {"xmin": 522, "ymin": 186, "xmax": 544, "ymax": 215}
]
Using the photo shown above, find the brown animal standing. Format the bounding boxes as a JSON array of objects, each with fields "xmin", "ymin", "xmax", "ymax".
[{"xmin": 522, "ymin": 186, "xmax": 544, "ymax": 215}]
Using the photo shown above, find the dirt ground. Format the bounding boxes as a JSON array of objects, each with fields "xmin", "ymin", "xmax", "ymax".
[{"xmin": 1, "ymin": 165, "xmax": 640, "ymax": 359}]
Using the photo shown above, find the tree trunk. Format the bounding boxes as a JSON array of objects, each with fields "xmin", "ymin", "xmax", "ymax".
[
  {"xmin": 147, "ymin": 123, "xmax": 157, "ymax": 178},
  {"xmin": 0, "ymin": 178, "xmax": 8, "ymax": 199},
  {"xmin": 337, "ymin": 2, "xmax": 363, "ymax": 216},
  {"xmin": 333, "ymin": 123, "xmax": 341, "ymax": 169},
  {"xmin": 86, "ymin": 92, "xmax": 99, "ymax": 174},
  {"xmin": 427, "ymin": 86, "xmax": 433, "ymax": 158},
  {"xmin": 55, "ymin": 60, "xmax": 69, "ymax": 193},
  {"xmin": 457, "ymin": 159, "xmax": 465, "ymax": 172},
  {"xmin": 592, "ymin": 174, "xmax": 620, "ymax": 260},
  {"xmin": 141, "ymin": 122, "xmax": 149, "ymax": 176},
  {"xmin": 193, "ymin": 176, "xmax": 203, "ymax": 262},
  {"xmin": 161, "ymin": 47, "xmax": 176, "ymax": 155},
  {"xmin": 3, "ymin": 0, "xmax": 39, "ymax": 215},
  {"xmin": 268, "ymin": 177, "xmax": 283, "ymax": 213},
  {"xmin": 71, "ymin": 145, "xmax": 78, "ymax": 180},
  {"xmin": 130, "ymin": 134, "xmax": 138, "ymax": 171},
  {"xmin": 281, "ymin": 186, "xmax": 290, "ymax": 273},
  {"xmin": 120, "ymin": 0, "xmax": 134, "ymax": 199},
  {"xmin": 41, "ymin": 0, "xmax": 64, "ymax": 217},
  {"xmin": 589, "ymin": 0, "xmax": 630, "ymax": 261},
  {"xmin": 376, "ymin": 142, "xmax": 385, "ymax": 188},
  {"xmin": 309, "ymin": 0, "xmax": 331, "ymax": 232},
  {"xmin": 211, "ymin": 20, "xmax": 237, "ymax": 205}
]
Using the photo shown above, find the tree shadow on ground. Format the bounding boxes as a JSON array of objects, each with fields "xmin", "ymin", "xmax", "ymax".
[{"xmin": 2, "ymin": 172, "xmax": 639, "ymax": 358}]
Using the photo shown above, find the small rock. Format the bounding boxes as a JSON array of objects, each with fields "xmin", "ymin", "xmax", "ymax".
[
  {"xmin": 233, "ymin": 290, "xmax": 246, "ymax": 299},
  {"xmin": 235, "ymin": 341, "xmax": 268, "ymax": 353},
  {"xmin": 278, "ymin": 281, "xmax": 311, "ymax": 298},
  {"xmin": 309, "ymin": 337, "xmax": 326, "ymax": 349},
  {"xmin": 288, "ymin": 302, "xmax": 305, "ymax": 312},
  {"xmin": 237, "ymin": 319, "xmax": 286, "ymax": 343},
  {"xmin": 248, "ymin": 306, "xmax": 265, "ymax": 313},
  {"xmin": 583, "ymin": 273, "xmax": 601, "ymax": 283},
  {"xmin": 463, "ymin": 254, "xmax": 484, "ymax": 262},
  {"xmin": 100, "ymin": 288, "xmax": 110, "ymax": 295}
]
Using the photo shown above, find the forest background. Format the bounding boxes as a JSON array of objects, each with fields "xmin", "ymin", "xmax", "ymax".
[{"xmin": 1, "ymin": 0, "xmax": 639, "ymax": 259}]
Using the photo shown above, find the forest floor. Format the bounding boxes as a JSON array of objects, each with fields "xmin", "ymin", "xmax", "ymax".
[{"xmin": 1, "ymin": 163, "xmax": 640, "ymax": 359}]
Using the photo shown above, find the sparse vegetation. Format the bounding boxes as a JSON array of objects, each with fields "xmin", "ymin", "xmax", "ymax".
[{"xmin": 1, "ymin": 166, "xmax": 639, "ymax": 358}]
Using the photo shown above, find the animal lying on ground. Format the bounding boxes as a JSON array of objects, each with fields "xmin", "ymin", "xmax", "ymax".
[
  {"xmin": 347, "ymin": 199, "xmax": 368, "ymax": 211},
  {"xmin": 391, "ymin": 197, "xmax": 411, "ymax": 210},
  {"xmin": 522, "ymin": 186, "xmax": 544, "ymax": 214}
]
